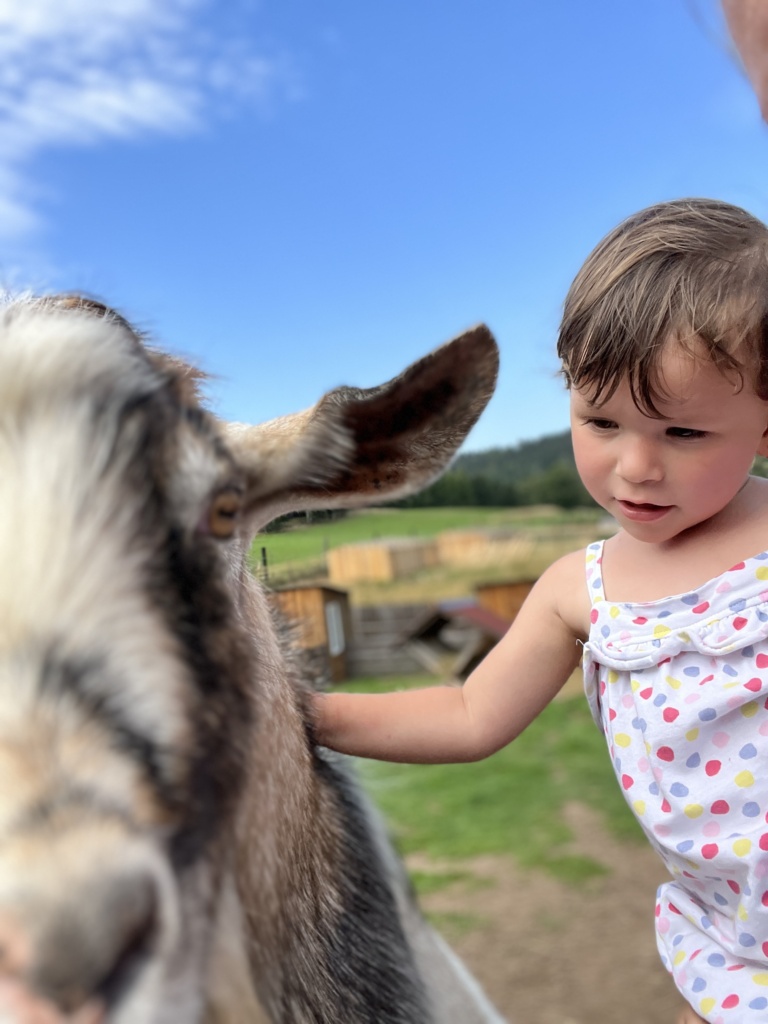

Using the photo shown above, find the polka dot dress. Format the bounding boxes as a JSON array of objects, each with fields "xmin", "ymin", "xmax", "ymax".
[{"xmin": 583, "ymin": 541, "xmax": 768, "ymax": 1022}]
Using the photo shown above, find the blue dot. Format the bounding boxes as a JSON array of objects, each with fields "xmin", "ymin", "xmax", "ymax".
[
  {"xmin": 670, "ymin": 782, "xmax": 689, "ymax": 797},
  {"xmin": 692, "ymin": 977, "xmax": 708, "ymax": 991},
  {"xmin": 649, "ymin": 782, "xmax": 660, "ymax": 796},
  {"xmin": 739, "ymin": 743, "xmax": 757, "ymax": 759},
  {"xmin": 729, "ymin": 598, "xmax": 747, "ymax": 613},
  {"xmin": 707, "ymin": 953, "xmax": 726, "ymax": 967},
  {"xmin": 683, "ymin": 665, "xmax": 700, "ymax": 676},
  {"xmin": 743, "ymin": 802, "xmax": 760, "ymax": 817},
  {"xmin": 686, "ymin": 753, "xmax": 701, "ymax": 768},
  {"xmin": 723, "ymin": 664, "xmax": 739, "ymax": 678},
  {"xmin": 601, "ymin": 625, "xmax": 610, "ymax": 638},
  {"xmin": 672, "ymin": 934, "xmax": 684, "ymax": 946},
  {"xmin": 653, "ymin": 694, "xmax": 667, "ymax": 706},
  {"xmin": 701, "ymin": 916, "xmax": 713, "ymax": 929},
  {"xmin": 714, "ymin": 892, "xmax": 728, "ymax": 906},
  {"xmin": 743, "ymin": 646, "xmax": 755, "ymax": 658},
  {"xmin": 677, "ymin": 839, "xmax": 694, "ymax": 853},
  {"xmin": 698, "ymin": 708, "xmax": 717, "ymax": 722},
  {"xmin": 749, "ymin": 998, "xmax": 768, "ymax": 1010},
  {"xmin": 658, "ymin": 609, "xmax": 672, "ymax": 619},
  {"xmin": 632, "ymin": 717, "xmax": 647, "ymax": 731},
  {"xmin": 739, "ymin": 932, "xmax": 757, "ymax": 947}
]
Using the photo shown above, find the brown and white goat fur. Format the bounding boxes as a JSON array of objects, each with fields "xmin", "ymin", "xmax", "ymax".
[{"xmin": 0, "ymin": 295, "xmax": 504, "ymax": 1024}]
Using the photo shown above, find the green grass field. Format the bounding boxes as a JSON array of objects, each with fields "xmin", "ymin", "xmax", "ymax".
[
  {"xmin": 251, "ymin": 505, "xmax": 602, "ymax": 569},
  {"xmin": 338, "ymin": 675, "xmax": 644, "ymax": 890}
]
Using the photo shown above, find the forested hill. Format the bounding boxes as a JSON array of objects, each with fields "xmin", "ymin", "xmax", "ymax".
[
  {"xmin": 392, "ymin": 429, "xmax": 591, "ymax": 509},
  {"xmin": 453, "ymin": 430, "xmax": 574, "ymax": 482}
]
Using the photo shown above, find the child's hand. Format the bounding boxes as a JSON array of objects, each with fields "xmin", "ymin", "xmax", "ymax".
[{"xmin": 0, "ymin": 981, "xmax": 104, "ymax": 1024}]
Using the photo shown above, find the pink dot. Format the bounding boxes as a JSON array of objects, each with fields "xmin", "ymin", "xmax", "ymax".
[
  {"xmin": 733, "ymin": 616, "xmax": 748, "ymax": 630},
  {"xmin": 745, "ymin": 678, "xmax": 762, "ymax": 692},
  {"xmin": 757, "ymin": 653, "xmax": 768, "ymax": 668},
  {"xmin": 663, "ymin": 708, "xmax": 679, "ymax": 722},
  {"xmin": 660, "ymin": 799, "xmax": 671, "ymax": 813},
  {"xmin": 722, "ymin": 994, "xmax": 740, "ymax": 1009},
  {"xmin": 712, "ymin": 731, "xmax": 730, "ymax": 748},
  {"xmin": 762, "ymin": 891, "xmax": 768, "ymax": 907},
  {"xmin": 669, "ymin": 903, "xmax": 682, "ymax": 915},
  {"xmin": 640, "ymin": 687, "xmax": 653, "ymax": 700},
  {"xmin": 622, "ymin": 774, "xmax": 634, "ymax": 790},
  {"xmin": 727, "ymin": 880, "xmax": 741, "ymax": 894},
  {"xmin": 633, "ymin": 616, "xmax": 647, "ymax": 625},
  {"xmin": 711, "ymin": 800, "xmax": 730, "ymax": 815},
  {"xmin": 702, "ymin": 843, "xmax": 719, "ymax": 859},
  {"xmin": 658, "ymin": 746, "xmax": 675, "ymax": 762},
  {"xmin": 702, "ymin": 822, "xmax": 721, "ymax": 837},
  {"xmin": 692, "ymin": 602, "xmax": 710, "ymax": 614},
  {"xmin": 706, "ymin": 760, "xmax": 722, "ymax": 776},
  {"xmin": 590, "ymin": 608, "xmax": 598, "ymax": 623},
  {"xmin": 760, "ymin": 834, "xmax": 768, "ymax": 851}
]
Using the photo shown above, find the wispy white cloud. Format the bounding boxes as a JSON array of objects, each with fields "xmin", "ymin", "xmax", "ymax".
[{"xmin": 0, "ymin": 0, "xmax": 285, "ymax": 239}]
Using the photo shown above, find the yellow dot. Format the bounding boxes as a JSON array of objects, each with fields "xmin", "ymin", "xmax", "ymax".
[
  {"xmin": 752, "ymin": 973, "xmax": 768, "ymax": 986},
  {"xmin": 739, "ymin": 905, "xmax": 749, "ymax": 921},
  {"xmin": 684, "ymin": 804, "xmax": 704, "ymax": 818},
  {"xmin": 615, "ymin": 733, "xmax": 631, "ymax": 747},
  {"xmin": 666, "ymin": 675, "xmax": 682, "ymax": 689},
  {"xmin": 673, "ymin": 950, "xmax": 686, "ymax": 967},
  {"xmin": 633, "ymin": 800, "xmax": 646, "ymax": 815},
  {"xmin": 686, "ymin": 728, "xmax": 699, "ymax": 741},
  {"xmin": 756, "ymin": 567, "xmax": 768, "ymax": 580},
  {"xmin": 735, "ymin": 771, "xmax": 755, "ymax": 788},
  {"xmin": 742, "ymin": 702, "xmax": 759, "ymax": 719},
  {"xmin": 733, "ymin": 838, "xmax": 752, "ymax": 857},
  {"xmin": 700, "ymin": 998, "xmax": 716, "ymax": 1015},
  {"xmin": 655, "ymin": 625, "xmax": 672, "ymax": 639},
  {"xmin": 609, "ymin": 605, "xmax": 620, "ymax": 619},
  {"xmin": 631, "ymin": 679, "xmax": 640, "ymax": 692},
  {"xmin": 679, "ymin": 631, "xmax": 691, "ymax": 643},
  {"xmin": 608, "ymin": 669, "xmax": 619, "ymax": 684}
]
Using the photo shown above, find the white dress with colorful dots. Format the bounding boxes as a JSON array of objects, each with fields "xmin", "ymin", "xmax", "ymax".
[{"xmin": 583, "ymin": 540, "xmax": 768, "ymax": 1023}]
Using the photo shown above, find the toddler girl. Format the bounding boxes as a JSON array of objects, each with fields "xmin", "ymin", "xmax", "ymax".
[{"xmin": 314, "ymin": 197, "xmax": 768, "ymax": 1024}]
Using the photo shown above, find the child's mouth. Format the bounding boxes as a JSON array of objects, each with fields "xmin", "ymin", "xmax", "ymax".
[{"xmin": 617, "ymin": 499, "xmax": 673, "ymax": 522}]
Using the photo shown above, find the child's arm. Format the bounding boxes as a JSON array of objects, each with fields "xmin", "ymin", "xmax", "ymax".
[{"xmin": 313, "ymin": 550, "xmax": 587, "ymax": 763}]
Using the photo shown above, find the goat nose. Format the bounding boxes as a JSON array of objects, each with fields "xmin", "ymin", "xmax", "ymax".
[{"xmin": 0, "ymin": 871, "xmax": 158, "ymax": 1018}]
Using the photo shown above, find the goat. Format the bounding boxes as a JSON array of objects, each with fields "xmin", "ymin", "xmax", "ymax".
[{"xmin": 0, "ymin": 295, "xmax": 504, "ymax": 1024}]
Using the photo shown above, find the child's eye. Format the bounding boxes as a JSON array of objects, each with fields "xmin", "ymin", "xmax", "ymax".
[
  {"xmin": 667, "ymin": 427, "xmax": 707, "ymax": 440},
  {"xmin": 586, "ymin": 418, "xmax": 617, "ymax": 431}
]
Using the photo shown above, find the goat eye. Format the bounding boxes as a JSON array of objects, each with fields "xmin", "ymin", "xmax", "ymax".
[{"xmin": 206, "ymin": 489, "xmax": 243, "ymax": 539}]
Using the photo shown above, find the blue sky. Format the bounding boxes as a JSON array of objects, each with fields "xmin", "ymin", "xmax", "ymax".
[{"xmin": 2, "ymin": 0, "xmax": 767, "ymax": 453}]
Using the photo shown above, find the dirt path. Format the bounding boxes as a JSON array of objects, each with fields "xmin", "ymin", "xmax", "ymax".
[{"xmin": 415, "ymin": 803, "xmax": 686, "ymax": 1024}]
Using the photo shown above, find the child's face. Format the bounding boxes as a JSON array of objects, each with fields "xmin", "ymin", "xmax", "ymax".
[{"xmin": 569, "ymin": 341, "xmax": 768, "ymax": 544}]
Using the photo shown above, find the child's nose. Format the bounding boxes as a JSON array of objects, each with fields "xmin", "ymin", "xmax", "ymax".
[{"xmin": 616, "ymin": 437, "xmax": 664, "ymax": 483}]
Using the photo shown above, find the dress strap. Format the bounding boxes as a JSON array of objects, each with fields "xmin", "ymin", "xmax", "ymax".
[{"xmin": 585, "ymin": 540, "xmax": 606, "ymax": 607}]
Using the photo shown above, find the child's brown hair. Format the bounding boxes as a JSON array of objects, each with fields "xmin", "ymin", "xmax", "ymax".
[{"xmin": 557, "ymin": 198, "xmax": 768, "ymax": 413}]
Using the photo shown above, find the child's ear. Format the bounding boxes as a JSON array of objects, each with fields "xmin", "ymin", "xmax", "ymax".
[{"xmin": 757, "ymin": 425, "xmax": 768, "ymax": 459}]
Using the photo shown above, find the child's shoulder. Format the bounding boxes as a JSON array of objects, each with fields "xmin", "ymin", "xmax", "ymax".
[{"xmin": 532, "ymin": 546, "xmax": 592, "ymax": 639}]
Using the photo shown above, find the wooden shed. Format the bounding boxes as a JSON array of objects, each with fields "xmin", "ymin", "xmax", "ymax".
[
  {"xmin": 475, "ymin": 579, "xmax": 536, "ymax": 621},
  {"xmin": 270, "ymin": 585, "xmax": 352, "ymax": 683},
  {"xmin": 327, "ymin": 538, "xmax": 438, "ymax": 584},
  {"xmin": 406, "ymin": 599, "xmax": 511, "ymax": 681}
]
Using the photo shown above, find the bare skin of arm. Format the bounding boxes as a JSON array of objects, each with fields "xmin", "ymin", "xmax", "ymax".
[{"xmin": 313, "ymin": 551, "xmax": 587, "ymax": 763}]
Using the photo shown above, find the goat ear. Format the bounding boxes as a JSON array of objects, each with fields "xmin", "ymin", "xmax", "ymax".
[{"xmin": 223, "ymin": 324, "xmax": 499, "ymax": 532}]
